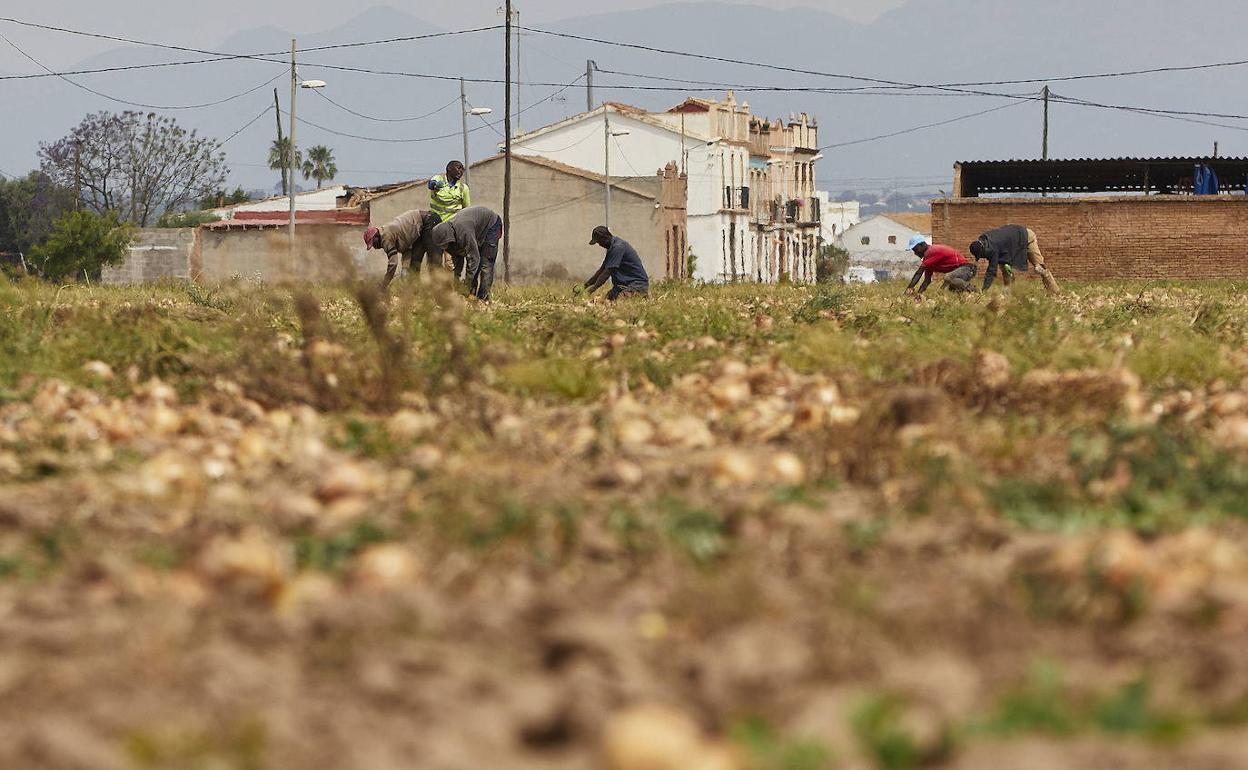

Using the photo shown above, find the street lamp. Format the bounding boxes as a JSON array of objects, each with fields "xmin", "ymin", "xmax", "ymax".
[
  {"xmin": 459, "ymin": 80, "xmax": 493, "ymax": 186},
  {"xmin": 288, "ymin": 71, "xmax": 328, "ymax": 240}
]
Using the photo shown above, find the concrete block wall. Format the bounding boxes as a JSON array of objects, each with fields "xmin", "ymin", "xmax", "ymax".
[
  {"xmin": 102, "ymin": 228, "xmax": 196, "ymax": 285},
  {"xmin": 197, "ymin": 225, "xmax": 384, "ymax": 283},
  {"xmin": 932, "ymin": 197, "xmax": 1248, "ymax": 280}
]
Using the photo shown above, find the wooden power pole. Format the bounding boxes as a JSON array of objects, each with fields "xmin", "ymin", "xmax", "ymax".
[{"xmin": 503, "ymin": 1, "xmax": 513, "ymax": 282}]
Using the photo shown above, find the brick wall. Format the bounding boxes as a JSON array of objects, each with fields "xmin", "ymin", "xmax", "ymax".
[
  {"xmin": 101, "ymin": 228, "xmax": 196, "ymax": 285},
  {"xmin": 931, "ymin": 197, "xmax": 1248, "ymax": 280}
]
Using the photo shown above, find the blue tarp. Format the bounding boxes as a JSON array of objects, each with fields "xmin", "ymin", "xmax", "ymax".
[{"xmin": 1194, "ymin": 164, "xmax": 1220, "ymax": 195}]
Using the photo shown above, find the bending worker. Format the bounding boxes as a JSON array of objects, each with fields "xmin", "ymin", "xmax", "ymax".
[
  {"xmin": 364, "ymin": 208, "xmax": 441, "ymax": 289},
  {"xmin": 429, "ymin": 205, "xmax": 503, "ymax": 302},
  {"xmin": 428, "ymin": 160, "xmax": 471, "ymax": 277},
  {"xmin": 904, "ymin": 235, "xmax": 977, "ymax": 294},
  {"xmin": 969, "ymin": 224, "xmax": 1060, "ymax": 293},
  {"xmin": 580, "ymin": 225, "xmax": 650, "ymax": 300}
]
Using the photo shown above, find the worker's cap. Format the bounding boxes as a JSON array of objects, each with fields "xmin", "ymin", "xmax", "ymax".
[
  {"xmin": 589, "ymin": 225, "xmax": 612, "ymax": 245},
  {"xmin": 907, "ymin": 234, "xmax": 929, "ymax": 251},
  {"xmin": 363, "ymin": 226, "xmax": 380, "ymax": 250}
]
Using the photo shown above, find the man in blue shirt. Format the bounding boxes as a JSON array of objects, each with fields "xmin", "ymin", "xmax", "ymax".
[{"xmin": 581, "ymin": 225, "xmax": 650, "ymax": 300}]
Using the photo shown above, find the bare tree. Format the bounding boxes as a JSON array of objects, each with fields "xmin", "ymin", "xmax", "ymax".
[{"xmin": 39, "ymin": 111, "xmax": 228, "ymax": 227}]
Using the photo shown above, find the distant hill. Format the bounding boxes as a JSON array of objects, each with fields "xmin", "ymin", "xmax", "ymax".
[{"xmin": 2, "ymin": 1, "xmax": 1245, "ymax": 193}]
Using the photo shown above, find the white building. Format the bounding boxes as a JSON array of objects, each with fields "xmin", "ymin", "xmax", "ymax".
[
  {"xmin": 208, "ymin": 186, "xmax": 350, "ymax": 219},
  {"xmin": 508, "ymin": 93, "xmax": 823, "ymax": 283},
  {"xmin": 835, "ymin": 214, "xmax": 930, "ymax": 278},
  {"xmin": 815, "ymin": 193, "xmax": 861, "ymax": 244}
]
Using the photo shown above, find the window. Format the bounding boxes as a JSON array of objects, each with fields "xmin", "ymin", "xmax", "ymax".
[
  {"xmin": 888, "ymin": 235, "xmax": 897, "ymax": 245},
  {"xmin": 861, "ymin": 236, "xmax": 870, "ymax": 246}
]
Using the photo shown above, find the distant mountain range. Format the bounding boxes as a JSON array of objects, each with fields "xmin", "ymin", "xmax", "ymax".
[{"xmin": 2, "ymin": 0, "xmax": 1245, "ymax": 194}]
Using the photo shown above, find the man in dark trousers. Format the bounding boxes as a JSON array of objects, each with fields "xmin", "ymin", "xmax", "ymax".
[
  {"xmin": 581, "ymin": 225, "xmax": 650, "ymax": 300},
  {"xmin": 969, "ymin": 224, "xmax": 1060, "ymax": 293},
  {"xmin": 904, "ymin": 235, "xmax": 977, "ymax": 295},
  {"xmin": 364, "ymin": 208, "xmax": 442, "ymax": 289},
  {"xmin": 429, "ymin": 205, "xmax": 503, "ymax": 301}
]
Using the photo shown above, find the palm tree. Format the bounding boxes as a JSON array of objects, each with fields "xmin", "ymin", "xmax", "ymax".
[
  {"xmin": 301, "ymin": 145, "xmax": 338, "ymax": 189},
  {"xmin": 268, "ymin": 138, "xmax": 302, "ymax": 196}
]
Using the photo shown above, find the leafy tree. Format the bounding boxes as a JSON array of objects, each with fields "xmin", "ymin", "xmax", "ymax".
[
  {"xmin": 196, "ymin": 186, "xmax": 251, "ymax": 210},
  {"xmin": 816, "ymin": 243, "xmax": 851, "ymax": 283},
  {"xmin": 301, "ymin": 145, "xmax": 338, "ymax": 189},
  {"xmin": 29, "ymin": 210, "xmax": 132, "ymax": 282},
  {"xmin": 39, "ymin": 111, "xmax": 228, "ymax": 227},
  {"xmin": 269, "ymin": 138, "xmax": 302, "ymax": 195},
  {"xmin": 0, "ymin": 172, "xmax": 76, "ymax": 259}
]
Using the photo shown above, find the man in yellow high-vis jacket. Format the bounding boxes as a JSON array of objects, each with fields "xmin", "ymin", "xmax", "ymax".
[{"xmin": 428, "ymin": 161, "xmax": 471, "ymax": 277}]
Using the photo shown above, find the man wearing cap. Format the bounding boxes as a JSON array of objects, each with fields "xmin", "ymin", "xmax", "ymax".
[
  {"xmin": 364, "ymin": 208, "xmax": 441, "ymax": 290},
  {"xmin": 580, "ymin": 225, "xmax": 650, "ymax": 301},
  {"xmin": 969, "ymin": 224, "xmax": 1060, "ymax": 293},
  {"xmin": 429, "ymin": 205, "xmax": 503, "ymax": 301},
  {"xmin": 905, "ymin": 235, "xmax": 978, "ymax": 295},
  {"xmin": 428, "ymin": 161, "xmax": 471, "ymax": 278}
]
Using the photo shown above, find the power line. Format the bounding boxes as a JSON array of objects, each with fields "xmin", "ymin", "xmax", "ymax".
[
  {"xmin": 0, "ymin": 17, "xmax": 502, "ymax": 59},
  {"xmin": 216, "ymin": 104, "xmax": 275, "ymax": 148},
  {"xmin": 0, "ymin": 30, "xmax": 287, "ymax": 109},
  {"xmin": 820, "ymin": 97, "xmax": 1038, "ymax": 150},
  {"xmin": 312, "ymin": 90, "xmax": 460, "ymax": 123},
  {"xmin": 286, "ymin": 75, "xmax": 585, "ymax": 144},
  {"xmin": 1049, "ymin": 92, "xmax": 1248, "ymax": 129}
]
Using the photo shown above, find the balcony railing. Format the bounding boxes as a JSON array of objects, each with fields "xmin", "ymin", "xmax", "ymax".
[{"xmin": 723, "ymin": 186, "xmax": 750, "ymax": 211}]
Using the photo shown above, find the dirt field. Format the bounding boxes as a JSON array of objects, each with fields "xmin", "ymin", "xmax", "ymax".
[{"xmin": 3, "ymin": 275, "xmax": 1248, "ymax": 769}]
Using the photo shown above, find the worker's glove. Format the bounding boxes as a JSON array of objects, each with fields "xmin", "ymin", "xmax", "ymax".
[{"xmin": 428, "ymin": 178, "xmax": 446, "ymax": 191}]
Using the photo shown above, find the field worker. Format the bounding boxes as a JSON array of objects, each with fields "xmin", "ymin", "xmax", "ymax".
[
  {"xmin": 904, "ymin": 235, "xmax": 977, "ymax": 294},
  {"xmin": 428, "ymin": 160, "xmax": 471, "ymax": 278},
  {"xmin": 969, "ymin": 224, "xmax": 1060, "ymax": 293},
  {"xmin": 429, "ymin": 205, "xmax": 503, "ymax": 301},
  {"xmin": 364, "ymin": 209, "xmax": 441, "ymax": 290},
  {"xmin": 578, "ymin": 225, "xmax": 650, "ymax": 301}
]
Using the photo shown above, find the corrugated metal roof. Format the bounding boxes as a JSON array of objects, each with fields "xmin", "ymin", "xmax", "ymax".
[{"xmin": 960, "ymin": 156, "xmax": 1248, "ymax": 164}]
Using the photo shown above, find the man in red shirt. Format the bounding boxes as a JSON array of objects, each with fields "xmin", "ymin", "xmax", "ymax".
[{"xmin": 904, "ymin": 235, "xmax": 978, "ymax": 295}]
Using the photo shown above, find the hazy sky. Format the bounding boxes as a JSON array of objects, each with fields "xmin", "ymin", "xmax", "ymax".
[{"xmin": 0, "ymin": 0, "xmax": 905, "ymax": 70}]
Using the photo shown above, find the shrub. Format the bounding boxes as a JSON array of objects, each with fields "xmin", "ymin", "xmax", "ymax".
[{"xmin": 28, "ymin": 210, "xmax": 132, "ymax": 282}]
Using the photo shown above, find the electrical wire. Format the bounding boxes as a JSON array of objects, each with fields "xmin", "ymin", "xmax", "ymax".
[
  {"xmin": 312, "ymin": 90, "xmax": 460, "ymax": 123},
  {"xmin": 0, "ymin": 17, "xmax": 502, "ymax": 59},
  {"xmin": 819, "ymin": 97, "xmax": 1038, "ymax": 150},
  {"xmin": 215, "ymin": 103, "xmax": 275, "ymax": 148},
  {"xmin": 0, "ymin": 30, "xmax": 287, "ymax": 110},
  {"xmin": 527, "ymin": 25, "xmax": 1248, "ymax": 96},
  {"xmin": 288, "ymin": 75, "xmax": 585, "ymax": 144}
]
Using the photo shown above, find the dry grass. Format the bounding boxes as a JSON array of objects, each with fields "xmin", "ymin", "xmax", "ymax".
[{"xmin": 3, "ymin": 276, "xmax": 1248, "ymax": 769}]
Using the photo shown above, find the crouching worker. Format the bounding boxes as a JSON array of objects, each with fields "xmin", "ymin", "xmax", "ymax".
[
  {"xmin": 579, "ymin": 225, "xmax": 650, "ymax": 300},
  {"xmin": 429, "ymin": 205, "xmax": 503, "ymax": 301},
  {"xmin": 364, "ymin": 209, "xmax": 441, "ymax": 290},
  {"xmin": 905, "ymin": 235, "xmax": 977, "ymax": 295},
  {"xmin": 969, "ymin": 224, "xmax": 1060, "ymax": 293}
]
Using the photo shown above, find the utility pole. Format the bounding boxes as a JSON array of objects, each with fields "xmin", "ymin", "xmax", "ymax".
[
  {"xmin": 1041, "ymin": 85, "xmax": 1050, "ymax": 160},
  {"xmin": 604, "ymin": 108, "xmax": 612, "ymax": 228},
  {"xmin": 273, "ymin": 88, "xmax": 286, "ymax": 196},
  {"xmin": 288, "ymin": 38, "xmax": 298, "ymax": 243},
  {"xmin": 515, "ymin": 9, "xmax": 521, "ymax": 134},
  {"xmin": 460, "ymin": 78, "xmax": 472, "ymax": 186},
  {"xmin": 503, "ymin": 1, "xmax": 513, "ymax": 282},
  {"xmin": 586, "ymin": 60, "xmax": 595, "ymax": 111}
]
